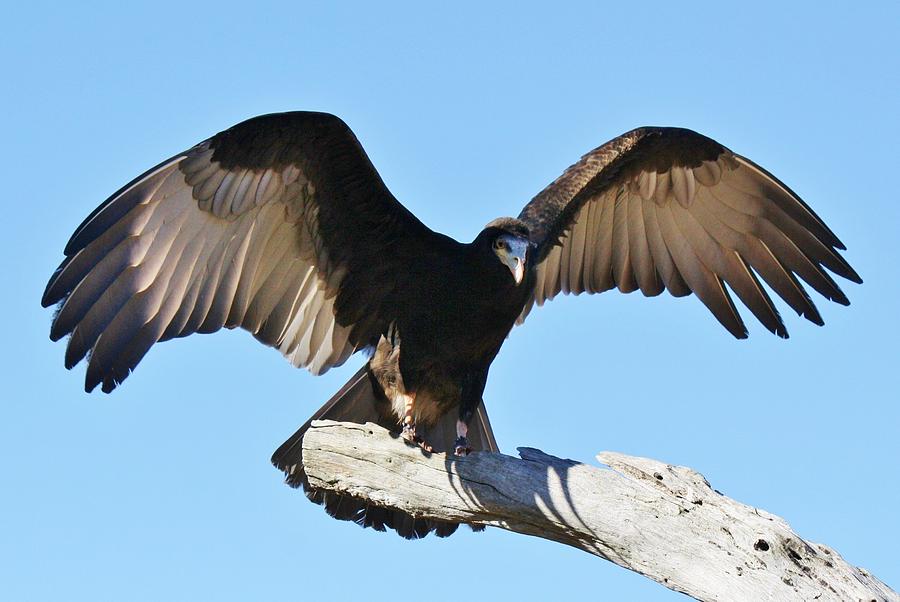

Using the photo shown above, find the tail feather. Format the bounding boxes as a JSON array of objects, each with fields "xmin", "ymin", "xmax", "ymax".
[{"xmin": 271, "ymin": 365, "xmax": 499, "ymax": 539}]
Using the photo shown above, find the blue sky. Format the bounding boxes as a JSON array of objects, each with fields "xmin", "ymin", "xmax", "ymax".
[{"xmin": 3, "ymin": 2, "xmax": 898, "ymax": 600}]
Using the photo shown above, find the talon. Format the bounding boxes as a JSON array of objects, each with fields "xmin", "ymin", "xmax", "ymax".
[
  {"xmin": 453, "ymin": 436, "xmax": 472, "ymax": 457},
  {"xmin": 402, "ymin": 422, "xmax": 433, "ymax": 452}
]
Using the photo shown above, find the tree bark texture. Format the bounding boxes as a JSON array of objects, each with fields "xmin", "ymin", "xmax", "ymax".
[{"xmin": 301, "ymin": 420, "xmax": 897, "ymax": 602}]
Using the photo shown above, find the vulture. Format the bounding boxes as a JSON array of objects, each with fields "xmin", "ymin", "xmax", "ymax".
[{"xmin": 43, "ymin": 111, "xmax": 860, "ymax": 538}]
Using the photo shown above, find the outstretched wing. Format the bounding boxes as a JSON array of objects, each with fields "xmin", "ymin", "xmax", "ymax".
[
  {"xmin": 517, "ymin": 127, "xmax": 861, "ymax": 337},
  {"xmin": 43, "ymin": 111, "xmax": 438, "ymax": 392}
]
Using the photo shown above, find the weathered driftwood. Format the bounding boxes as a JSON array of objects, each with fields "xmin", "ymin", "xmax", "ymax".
[{"xmin": 302, "ymin": 420, "xmax": 897, "ymax": 602}]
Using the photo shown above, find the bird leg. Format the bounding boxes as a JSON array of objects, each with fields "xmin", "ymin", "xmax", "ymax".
[
  {"xmin": 399, "ymin": 393, "xmax": 433, "ymax": 453},
  {"xmin": 455, "ymin": 393, "xmax": 480, "ymax": 456},
  {"xmin": 454, "ymin": 419, "xmax": 472, "ymax": 457},
  {"xmin": 401, "ymin": 421, "xmax": 433, "ymax": 452}
]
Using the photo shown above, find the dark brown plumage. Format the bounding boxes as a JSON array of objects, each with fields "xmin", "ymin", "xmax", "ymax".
[
  {"xmin": 516, "ymin": 127, "xmax": 860, "ymax": 337},
  {"xmin": 43, "ymin": 112, "xmax": 860, "ymax": 538}
]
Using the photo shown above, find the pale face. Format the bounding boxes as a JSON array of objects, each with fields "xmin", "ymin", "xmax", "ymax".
[{"xmin": 493, "ymin": 233, "xmax": 529, "ymax": 285}]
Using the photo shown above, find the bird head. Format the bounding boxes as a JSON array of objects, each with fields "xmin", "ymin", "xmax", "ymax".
[{"xmin": 482, "ymin": 217, "xmax": 532, "ymax": 286}]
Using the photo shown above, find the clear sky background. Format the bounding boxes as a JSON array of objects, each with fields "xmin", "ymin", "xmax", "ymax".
[{"xmin": 2, "ymin": 2, "xmax": 898, "ymax": 600}]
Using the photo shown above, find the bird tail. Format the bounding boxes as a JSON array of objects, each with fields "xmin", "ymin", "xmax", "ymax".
[{"xmin": 271, "ymin": 365, "xmax": 499, "ymax": 539}]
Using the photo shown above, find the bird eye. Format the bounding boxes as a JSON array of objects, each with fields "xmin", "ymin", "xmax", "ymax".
[{"xmin": 494, "ymin": 239, "xmax": 504, "ymax": 250}]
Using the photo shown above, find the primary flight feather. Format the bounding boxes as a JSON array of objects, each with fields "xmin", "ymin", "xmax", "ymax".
[{"xmin": 43, "ymin": 111, "xmax": 860, "ymax": 538}]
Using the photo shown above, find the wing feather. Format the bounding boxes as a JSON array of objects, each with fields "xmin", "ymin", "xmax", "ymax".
[
  {"xmin": 611, "ymin": 188, "xmax": 637, "ymax": 293},
  {"xmin": 45, "ymin": 111, "xmax": 438, "ymax": 392},
  {"xmin": 656, "ymin": 201, "xmax": 747, "ymax": 338},
  {"xmin": 706, "ymin": 187, "xmax": 849, "ymax": 304},
  {"xmin": 589, "ymin": 191, "xmax": 615, "ymax": 293},
  {"xmin": 566, "ymin": 204, "xmax": 587, "ymax": 293},
  {"xmin": 580, "ymin": 197, "xmax": 599, "ymax": 292},
  {"xmin": 541, "ymin": 242, "xmax": 562, "ymax": 301},
  {"xmin": 691, "ymin": 188, "xmax": 822, "ymax": 324},
  {"xmin": 716, "ymin": 178, "xmax": 857, "ymax": 281},
  {"xmin": 231, "ymin": 170, "xmax": 259, "ymax": 215},
  {"xmin": 669, "ymin": 201, "xmax": 785, "ymax": 336},
  {"xmin": 627, "ymin": 182, "xmax": 663, "ymax": 296},
  {"xmin": 160, "ymin": 232, "xmax": 210, "ymax": 342},
  {"xmin": 730, "ymin": 157, "xmax": 844, "ymax": 249},
  {"xmin": 187, "ymin": 230, "xmax": 233, "ymax": 335},
  {"xmin": 643, "ymin": 192, "xmax": 690, "ymax": 297},
  {"xmin": 517, "ymin": 126, "xmax": 859, "ymax": 336}
]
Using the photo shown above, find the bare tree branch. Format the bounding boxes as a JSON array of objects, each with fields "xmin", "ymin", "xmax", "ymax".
[{"xmin": 301, "ymin": 420, "xmax": 897, "ymax": 602}]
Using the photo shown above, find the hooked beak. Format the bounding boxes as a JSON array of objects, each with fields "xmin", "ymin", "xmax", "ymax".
[
  {"xmin": 503, "ymin": 239, "xmax": 528, "ymax": 285},
  {"xmin": 507, "ymin": 255, "xmax": 525, "ymax": 285}
]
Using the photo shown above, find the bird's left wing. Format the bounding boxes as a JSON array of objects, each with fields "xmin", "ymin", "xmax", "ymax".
[
  {"xmin": 516, "ymin": 127, "xmax": 861, "ymax": 337},
  {"xmin": 43, "ymin": 112, "xmax": 438, "ymax": 392}
]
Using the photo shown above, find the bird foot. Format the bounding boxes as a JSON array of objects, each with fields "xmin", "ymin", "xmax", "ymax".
[
  {"xmin": 453, "ymin": 436, "xmax": 472, "ymax": 457},
  {"xmin": 401, "ymin": 423, "xmax": 433, "ymax": 453}
]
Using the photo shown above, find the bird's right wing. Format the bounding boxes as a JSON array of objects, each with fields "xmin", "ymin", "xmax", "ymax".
[{"xmin": 43, "ymin": 112, "xmax": 441, "ymax": 392}]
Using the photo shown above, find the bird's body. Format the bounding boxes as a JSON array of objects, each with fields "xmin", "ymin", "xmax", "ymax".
[
  {"xmin": 43, "ymin": 111, "xmax": 860, "ymax": 538},
  {"xmin": 368, "ymin": 220, "xmax": 534, "ymax": 433}
]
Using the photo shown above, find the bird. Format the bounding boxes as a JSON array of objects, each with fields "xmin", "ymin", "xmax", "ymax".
[{"xmin": 43, "ymin": 111, "xmax": 860, "ymax": 538}]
